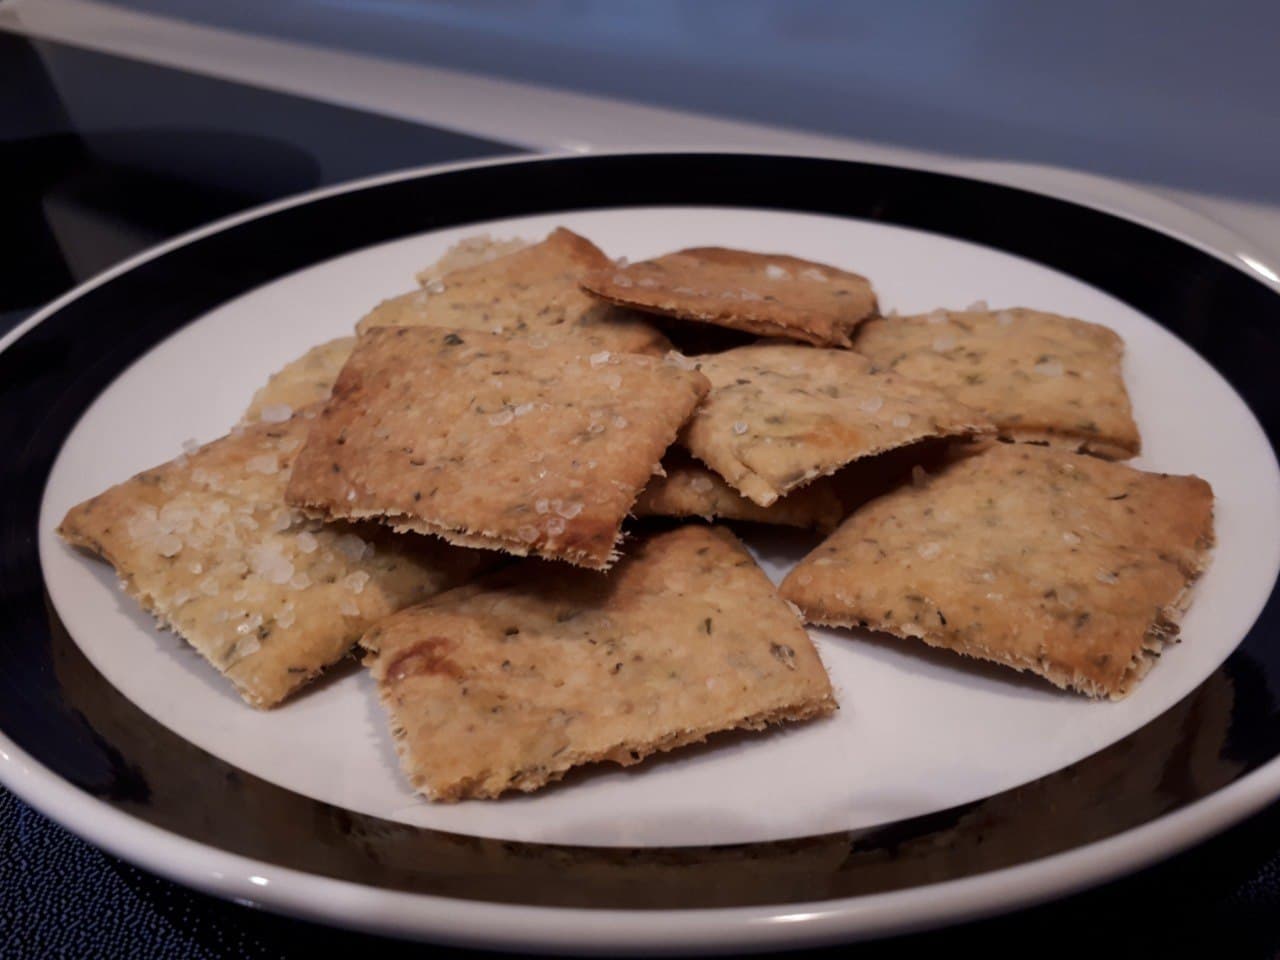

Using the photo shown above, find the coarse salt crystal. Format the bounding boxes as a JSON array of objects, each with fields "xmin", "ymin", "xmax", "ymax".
[
  {"xmin": 611, "ymin": 273, "xmax": 633, "ymax": 288},
  {"xmin": 730, "ymin": 422, "xmax": 748, "ymax": 436},
  {"xmin": 664, "ymin": 350, "xmax": 697, "ymax": 371},
  {"xmin": 489, "ymin": 408, "xmax": 514, "ymax": 426},
  {"xmin": 248, "ymin": 543, "xmax": 294, "ymax": 585},
  {"xmin": 259, "ymin": 404, "xmax": 293, "ymax": 423},
  {"xmin": 272, "ymin": 510, "xmax": 294, "ymax": 532},
  {"xmin": 1034, "ymin": 359, "xmax": 1065, "ymax": 377},
  {"xmin": 996, "ymin": 310, "xmax": 1016, "ymax": 327},
  {"xmin": 343, "ymin": 571, "xmax": 370, "ymax": 595},
  {"xmin": 425, "ymin": 278, "xmax": 446, "ymax": 294},
  {"xmin": 513, "ymin": 402, "xmax": 535, "ymax": 418},
  {"xmin": 296, "ymin": 531, "xmax": 318, "ymax": 553},
  {"xmin": 517, "ymin": 525, "xmax": 539, "ymax": 543},
  {"xmin": 588, "ymin": 422, "xmax": 606, "ymax": 434},
  {"xmin": 926, "ymin": 310, "xmax": 949, "ymax": 325},
  {"xmin": 932, "ymin": 335, "xmax": 957, "ymax": 352},
  {"xmin": 1096, "ymin": 569, "xmax": 1119, "ymax": 584},
  {"xmin": 276, "ymin": 608, "xmax": 296, "ymax": 629},
  {"xmin": 980, "ymin": 570, "xmax": 997, "ymax": 583},
  {"xmin": 917, "ymin": 541, "xmax": 942, "ymax": 560},
  {"xmin": 690, "ymin": 475, "xmax": 714, "ymax": 493},
  {"xmin": 534, "ymin": 498, "xmax": 550, "ymax": 514},
  {"xmin": 188, "ymin": 561, "xmax": 203, "ymax": 575},
  {"xmin": 557, "ymin": 501, "xmax": 583, "ymax": 519},
  {"xmin": 739, "ymin": 288, "xmax": 763, "ymax": 301},
  {"xmin": 967, "ymin": 299, "xmax": 989, "ymax": 311},
  {"xmin": 1063, "ymin": 531, "xmax": 1082, "ymax": 545},
  {"xmin": 802, "ymin": 268, "xmax": 827, "ymax": 282},
  {"xmin": 155, "ymin": 534, "xmax": 183, "ymax": 557},
  {"xmin": 765, "ymin": 264, "xmax": 789, "ymax": 280},
  {"xmin": 181, "ymin": 438, "xmax": 200, "ymax": 454},
  {"xmin": 545, "ymin": 517, "xmax": 566, "ymax": 535},
  {"xmin": 590, "ymin": 351, "xmax": 611, "ymax": 367},
  {"xmin": 198, "ymin": 576, "xmax": 220, "ymax": 596},
  {"xmin": 613, "ymin": 415, "xmax": 628, "ymax": 429},
  {"xmin": 528, "ymin": 335, "xmax": 549, "ymax": 349},
  {"xmin": 339, "ymin": 597, "xmax": 360, "ymax": 617},
  {"xmin": 602, "ymin": 371, "xmax": 622, "ymax": 390},
  {"xmin": 246, "ymin": 454, "xmax": 279, "ymax": 475},
  {"xmin": 290, "ymin": 572, "xmax": 312, "ymax": 590},
  {"xmin": 173, "ymin": 589, "xmax": 193, "ymax": 606},
  {"xmin": 892, "ymin": 412, "xmax": 912, "ymax": 428},
  {"xmin": 335, "ymin": 533, "xmax": 368, "ymax": 561},
  {"xmin": 858, "ymin": 395, "xmax": 884, "ymax": 414}
]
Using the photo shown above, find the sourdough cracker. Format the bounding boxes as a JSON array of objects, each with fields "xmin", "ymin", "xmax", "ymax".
[
  {"xmin": 285, "ymin": 327, "xmax": 709, "ymax": 569},
  {"xmin": 242, "ymin": 337, "xmax": 356, "ymax": 424},
  {"xmin": 361, "ymin": 525, "xmax": 836, "ymax": 800},
  {"xmin": 358, "ymin": 227, "xmax": 669, "ymax": 355},
  {"xmin": 683, "ymin": 344, "xmax": 992, "ymax": 506},
  {"xmin": 58, "ymin": 417, "xmax": 489, "ymax": 708},
  {"xmin": 781, "ymin": 444, "xmax": 1214, "ymax": 698},
  {"xmin": 853, "ymin": 308, "xmax": 1139, "ymax": 458},
  {"xmin": 582, "ymin": 247, "xmax": 877, "ymax": 347},
  {"xmin": 633, "ymin": 451, "xmax": 844, "ymax": 531}
]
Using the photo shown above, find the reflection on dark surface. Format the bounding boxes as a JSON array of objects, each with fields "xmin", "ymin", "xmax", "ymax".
[{"xmin": 0, "ymin": 31, "xmax": 511, "ymax": 333}]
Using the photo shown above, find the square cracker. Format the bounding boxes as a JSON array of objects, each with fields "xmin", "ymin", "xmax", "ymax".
[
  {"xmin": 853, "ymin": 308, "xmax": 1140, "ymax": 458},
  {"xmin": 360, "ymin": 524, "xmax": 837, "ymax": 801},
  {"xmin": 242, "ymin": 337, "xmax": 356, "ymax": 424},
  {"xmin": 58, "ymin": 416, "xmax": 490, "ymax": 708},
  {"xmin": 357, "ymin": 227, "xmax": 670, "ymax": 356},
  {"xmin": 683, "ymin": 343, "xmax": 992, "ymax": 507},
  {"xmin": 285, "ymin": 326, "xmax": 710, "ymax": 569},
  {"xmin": 633, "ymin": 451, "xmax": 844, "ymax": 531},
  {"xmin": 581, "ymin": 247, "xmax": 878, "ymax": 347},
  {"xmin": 780, "ymin": 444, "xmax": 1214, "ymax": 698}
]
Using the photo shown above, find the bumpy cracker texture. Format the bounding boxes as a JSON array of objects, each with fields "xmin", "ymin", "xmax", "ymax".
[
  {"xmin": 781, "ymin": 444, "xmax": 1214, "ymax": 698},
  {"xmin": 242, "ymin": 337, "xmax": 356, "ymax": 424},
  {"xmin": 358, "ymin": 227, "xmax": 669, "ymax": 355},
  {"xmin": 582, "ymin": 247, "xmax": 877, "ymax": 347},
  {"xmin": 286, "ymin": 326, "xmax": 710, "ymax": 569},
  {"xmin": 683, "ymin": 344, "xmax": 992, "ymax": 507},
  {"xmin": 633, "ymin": 451, "xmax": 844, "ymax": 531},
  {"xmin": 58, "ymin": 417, "xmax": 489, "ymax": 708},
  {"xmin": 853, "ymin": 308, "xmax": 1140, "ymax": 458},
  {"xmin": 361, "ymin": 525, "xmax": 836, "ymax": 801}
]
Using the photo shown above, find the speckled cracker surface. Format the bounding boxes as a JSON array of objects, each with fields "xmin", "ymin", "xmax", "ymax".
[
  {"xmin": 780, "ymin": 444, "xmax": 1214, "ymax": 698},
  {"xmin": 361, "ymin": 525, "xmax": 837, "ymax": 801},
  {"xmin": 683, "ymin": 344, "xmax": 992, "ymax": 507},
  {"xmin": 242, "ymin": 337, "xmax": 356, "ymax": 424},
  {"xmin": 414, "ymin": 233, "xmax": 529, "ymax": 286},
  {"xmin": 358, "ymin": 227, "xmax": 669, "ymax": 355},
  {"xmin": 853, "ymin": 308, "xmax": 1140, "ymax": 458},
  {"xmin": 581, "ymin": 247, "xmax": 877, "ymax": 347},
  {"xmin": 633, "ymin": 451, "xmax": 844, "ymax": 531},
  {"xmin": 285, "ymin": 327, "xmax": 710, "ymax": 569},
  {"xmin": 58, "ymin": 417, "xmax": 489, "ymax": 708}
]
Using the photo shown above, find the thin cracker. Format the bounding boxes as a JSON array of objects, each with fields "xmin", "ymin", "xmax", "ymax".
[
  {"xmin": 853, "ymin": 308, "xmax": 1140, "ymax": 458},
  {"xmin": 780, "ymin": 444, "xmax": 1214, "ymax": 698},
  {"xmin": 683, "ymin": 343, "xmax": 992, "ymax": 506},
  {"xmin": 633, "ymin": 451, "xmax": 844, "ymax": 531},
  {"xmin": 361, "ymin": 525, "xmax": 836, "ymax": 801},
  {"xmin": 582, "ymin": 247, "xmax": 877, "ymax": 347},
  {"xmin": 285, "ymin": 326, "xmax": 709, "ymax": 569},
  {"xmin": 242, "ymin": 337, "xmax": 355, "ymax": 424},
  {"xmin": 358, "ymin": 227, "xmax": 669, "ymax": 355},
  {"xmin": 58, "ymin": 416, "xmax": 489, "ymax": 708}
]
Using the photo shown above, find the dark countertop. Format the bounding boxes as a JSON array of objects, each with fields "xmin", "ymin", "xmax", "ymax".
[{"xmin": 2, "ymin": 30, "xmax": 1279, "ymax": 959}]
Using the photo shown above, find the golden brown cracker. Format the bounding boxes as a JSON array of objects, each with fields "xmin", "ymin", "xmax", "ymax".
[
  {"xmin": 414, "ymin": 233, "xmax": 529, "ymax": 286},
  {"xmin": 58, "ymin": 417, "xmax": 489, "ymax": 708},
  {"xmin": 242, "ymin": 337, "xmax": 355, "ymax": 424},
  {"xmin": 359, "ymin": 227, "xmax": 669, "ymax": 355},
  {"xmin": 853, "ymin": 308, "xmax": 1139, "ymax": 458},
  {"xmin": 582, "ymin": 247, "xmax": 877, "ymax": 347},
  {"xmin": 285, "ymin": 327, "xmax": 710, "ymax": 569},
  {"xmin": 633, "ymin": 451, "xmax": 844, "ymax": 531},
  {"xmin": 683, "ymin": 343, "xmax": 992, "ymax": 507},
  {"xmin": 361, "ymin": 525, "xmax": 836, "ymax": 801},
  {"xmin": 781, "ymin": 444, "xmax": 1214, "ymax": 698}
]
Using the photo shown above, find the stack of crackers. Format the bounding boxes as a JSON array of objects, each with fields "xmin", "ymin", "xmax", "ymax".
[{"xmin": 60, "ymin": 227, "xmax": 1215, "ymax": 802}]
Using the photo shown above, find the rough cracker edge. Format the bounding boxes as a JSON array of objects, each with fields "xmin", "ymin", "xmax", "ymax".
[
  {"xmin": 378, "ymin": 683, "xmax": 838, "ymax": 802},
  {"xmin": 687, "ymin": 417, "xmax": 995, "ymax": 508},
  {"xmin": 580, "ymin": 284, "xmax": 861, "ymax": 348},
  {"xmin": 796, "ymin": 536, "xmax": 1214, "ymax": 701},
  {"xmin": 55, "ymin": 530, "xmax": 306, "ymax": 709},
  {"xmin": 997, "ymin": 428, "xmax": 1140, "ymax": 462}
]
